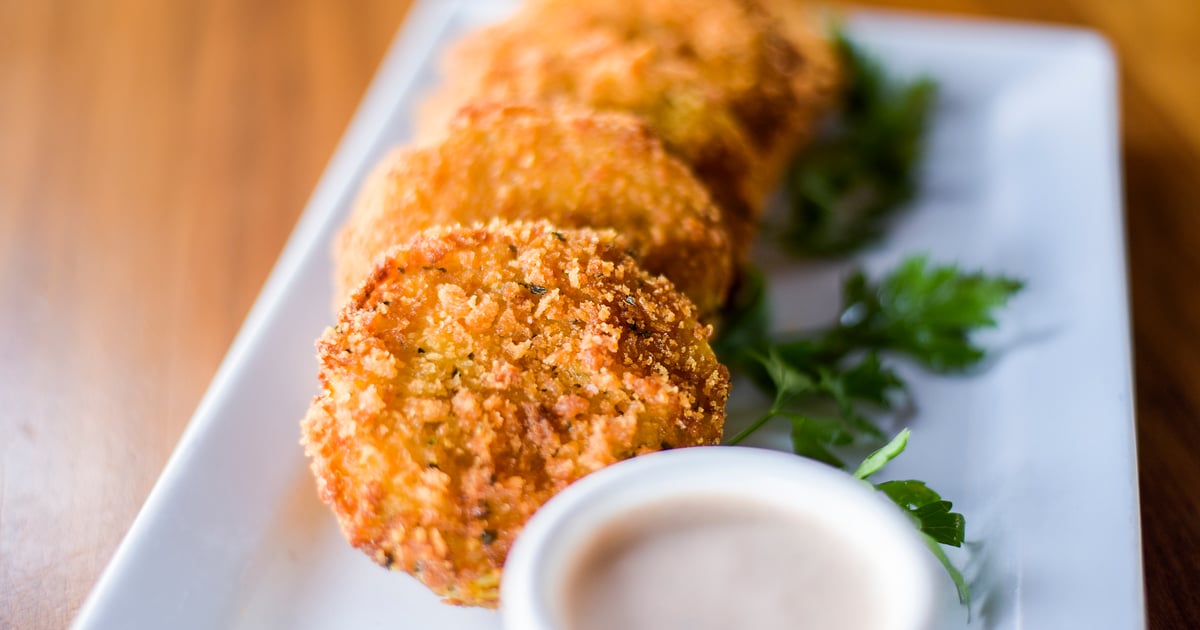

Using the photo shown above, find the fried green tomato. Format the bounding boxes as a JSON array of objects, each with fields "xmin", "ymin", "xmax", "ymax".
[
  {"xmin": 422, "ymin": 0, "xmax": 841, "ymax": 258},
  {"xmin": 334, "ymin": 103, "xmax": 733, "ymax": 317},
  {"xmin": 752, "ymin": 0, "xmax": 843, "ymax": 178},
  {"xmin": 302, "ymin": 221, "xmax": 730, "ymax": 607}
]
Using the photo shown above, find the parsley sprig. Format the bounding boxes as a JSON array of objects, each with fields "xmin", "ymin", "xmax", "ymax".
[
  {"xmin": 719, "ymin": 27, "xmax": 1019, "ymax": 611},
  {"xmin": 780, "ymin": 29, "xmax": 937, "ymax": 256},
  {"xmin": 718, "ymin": 257, "xmax": 1021, "ymax": 607},
  {"xmin": 723, "ymin": 348, "xmax": 898, "ymax": 467},
  {"xmin": 720, "ymin": 256, "xmax": 1022, "ymax": 455},
  {"xmin": 854, "ymin": 430, "xmax": 970, "ymax": 607},
  {"xmin": 794, "ymin": 255, "xmax": 1025, "ymax": 371}
]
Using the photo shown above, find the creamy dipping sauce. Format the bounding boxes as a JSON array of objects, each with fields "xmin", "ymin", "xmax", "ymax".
[{"xmin": 563, "ymin": 497, "xmax": 877, "ymax": 630}]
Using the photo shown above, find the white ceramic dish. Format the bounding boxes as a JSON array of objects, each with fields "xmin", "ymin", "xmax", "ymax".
[
  {"xmin": 501, "ymin": 447, "xmax": 937, "ymax": 630},
  {"xmin": 73, "ymin": 2, "xmax": 1143, "ymax": 629}
]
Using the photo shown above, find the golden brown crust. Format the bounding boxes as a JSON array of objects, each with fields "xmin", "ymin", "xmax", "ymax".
[
  {"xmin": 334, "ymin": 103, "xmax": 734, "ymax": 317},
  {"xmin": 750, "ymin": 0, "xmax": 844, "ymax": 179},
  {"xmin": 303, "ymin": 221, "xmax": 730, "ymax": 606},
  {"xmin": 421, "ymin": 0, "xmax": 842, "ymax": 262}
]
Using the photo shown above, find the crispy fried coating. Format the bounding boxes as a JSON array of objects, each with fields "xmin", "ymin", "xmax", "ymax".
[
  {"xmin": 334, "ymin": 103, "xmax": 733, "ymax": 317},
  {"xmin": 303, "ymin": 221, "xmax": 730, "ymax": 607},
  {"xmin": 422, "ymin": 0, "xmax": 841, "ymax": 260},
  {"xmin": 752, "ymin": 0, "xmax": 843, "ymax": 177}
]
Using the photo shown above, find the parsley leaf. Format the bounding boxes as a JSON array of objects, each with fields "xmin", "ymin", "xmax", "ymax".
[
  {"xmin": 853, "ymin": 428, "xmax": 909, "ymax": 479},
  {"xmin": 780, "ymin": 29, "xmax": 938, "ymax": 256},
  {"xmin": 876, "ymin": 481, "xmax": 966, "ymax": 548},
  {"xmin": 784, "ymin": 412, "xmax": 853, "ymax": 468},
  {"xmin": 760, "ymin": 349, "xmax": 816, "ymax": 409},
  {"xmin": 719, "ymin": 258, "xmax": 1023, "ymax": 378},
  {"xmin": 717, "ymin": 255, "xmax": 1017, "ymax": 611},
  {"xmin": 923, "ymin": 534, "xmax": 971, "ymax": 610},
  {"xmin": 852, "ymin": 431, "xmax": 971, "ymax": 607},
  {"xmin": 713, "ymin": 268, "xmax": 771, "ymax": 371},
  {"xmin": 830, "ymin": 256, "xmax": 1025, "ymax": 371},
  {"xmin": 840, "ymin": 352, "xmax": 905, "ymax": 407},
  {"xmin": 724, "ymin": 349, "xmax": 888, "ymax": 453},
  {"xmin": 756, "ymin": 256, "xmax": 1024, "ymax": 373},
  {"xmin": 886, "ymin": 483, "xmax": 971, "ymax": 608},
  {"xmin": 719, "ymin": 256, "xmax": 1021, "ymax": 456}
]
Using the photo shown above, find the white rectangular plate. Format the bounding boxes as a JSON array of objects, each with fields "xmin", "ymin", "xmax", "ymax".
[{"xmin": 73, "ymin": 2, "xmax": 1143, "ymax": 628}]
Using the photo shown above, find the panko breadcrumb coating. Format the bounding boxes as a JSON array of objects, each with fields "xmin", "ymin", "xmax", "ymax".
[
  {"xmin": 753, "ymin": 0, "xmax": 843, "ymax": 177},
  {"xmin": 422, "ymin": 0, "xmax": 841, "ymax": 260},
  {"xmin": 302, "ymin": 221, "xmax": 730, "ymax": 607},
  {"xmin": 334, "ymin": 103, "xmax": 733, "ymax": 317}
]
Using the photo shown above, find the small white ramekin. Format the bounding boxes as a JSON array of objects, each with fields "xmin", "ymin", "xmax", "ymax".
[{"xmin": 500, "ymin": 445, "xmax": 938, "ymax": 630}]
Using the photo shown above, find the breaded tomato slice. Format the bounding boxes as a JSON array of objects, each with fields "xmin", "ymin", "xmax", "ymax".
[
  {"xmin": 303, "ymin": 221, "xmax": 730, "ymax": 607},
  {"xmin": 334, "ymin": 103, "xmax": 733, "ymax": 317},
  {"xmin": 422, "ymin": 0, "xmax": 842, "ymax": 256},
  {"xmin": 751, "ymin": 0, "xmax": 843, "ymax": 177}
]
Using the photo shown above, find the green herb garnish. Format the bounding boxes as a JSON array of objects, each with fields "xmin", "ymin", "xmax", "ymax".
[
  {"xmin": 720, "ymin": 257, "xmax": 1022, "ymax": 456},
  {"xmin": 853, "ymin": 430, "xmax": 971, "ymax": 608},
  {"xmin": 851, "ymin": 426, "xmax": 911, "ymax": 480},
  {"xmin": 718, "ymin": 255, "xmax": 1023, "ymax": 389},
  {"xmin": 796, "ymin": 255, "xmax": 1026, "ymax": 371},
  {"xmin": 713, "ymin": 268, "xmax": 771, "ymax": 372},
  {"xmin": 781, "ymin": 29, "xmax": 937, "ymax": 256},
  {"xmin": 716, "ymin": 27, "xmax": 1016, "ymax": 612},
  {"xmin": 720, "ymin": 258, "xmax": 1020, "ymax": 610}
]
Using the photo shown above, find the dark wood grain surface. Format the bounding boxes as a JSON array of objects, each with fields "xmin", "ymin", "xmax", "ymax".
[{"xmin": 1, "ymin": 1, "xmax": 1196, "ymax": 628}]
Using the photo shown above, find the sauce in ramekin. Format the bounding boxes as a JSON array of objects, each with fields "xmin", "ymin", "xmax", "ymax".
[{"xmin": 563, "ymin": 497, "xmax": 877, "ymax": 630}]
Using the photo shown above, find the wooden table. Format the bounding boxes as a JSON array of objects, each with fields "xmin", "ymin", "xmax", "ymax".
[{"xmin": 1, "ymin": 1, "xmax": 1195, "ymax": 627}]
